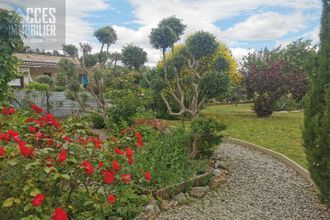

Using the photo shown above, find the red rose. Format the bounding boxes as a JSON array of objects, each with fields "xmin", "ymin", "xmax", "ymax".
[
  {"xmin": 122, "ymin": 173, "xmax": 131, "ymax": 183},
  {"xmin": 63, "ymin": 136, "xmax": 72, "ymax": 142},
  {"xmin": 0, "ymin": 133, "xmax": 10, "ymax": 142},
  {"xmin": 0, "ymin": 147, "xmax": 5, "ymax": 157},
  {"xmin": 120, "ymin": 129, "xmax": 127, "ymax": 134},
  {"xmin": 112, "ymin": 160, "xmax": 120, "ymax": 171},
  {"xmin": 57, "ymin": 149, "xmax": 67, "ymax": 163},
  {"xmin": 103, "ymin": 170, "xmax": 115, "ymax": 184},
  {"xmin": 111, "ymin": 137, "xmax": 118, "ymax": 143},
  {"xmin": 128, "ymin": 155, "xmax": 133, "ymax": 165},
  {"xmin": 81, "ymin": 160, "xmax": 94, "ymax": 175},
  {"xmin": 125, "ymin": 147, "xmax": 133, "ymax": 157},
  {"xmin": 32, "ymin": 193, "xmax": 45, "ymax": 207},
  {"xmin": 47, "ymin": 139, "xmax": 55, "ymax": 147},
  {"xmin": 145, "ymin": 171, "xmax": 151, "ymax": 182},
  {"xmin": 135, "ymin": 131, "xmax": 144, "ymax": 147},
  {"xmin": 1, "ymin": 107, "xmax": 16, "ymax": 115},
  {"xmin": 52, "ymin": 207, "xmax": 68, "ymax": 220},
  {"xmin": 31, "ymin": 104, "xmax": 43, "ymax": 114},
  {"xmin": 107, "ymin": 194, "xmax": 116, "ymax": 204},
  {"xmin": 18, "ymin": 142, "xmax": 34, "ymax": 158},
  {"xmin": 7, "ymin": 129, "xmax": 19, "ymax": 138},
  {"xmin": 114, "ymin": 147, "xmax": 123, "ymax": 155},
  {"xmin": 98, "ymin": 161, "xmax": 104, "ymax": 168},
  {"xmin": 29, "ymin": 126, "xmax": 38, "ymax": 133}
]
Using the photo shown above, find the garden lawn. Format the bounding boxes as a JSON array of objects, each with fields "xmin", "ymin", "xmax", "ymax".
[{"xmin": 201, "ymin": 103, "xmax": 307, "ymax": 168}]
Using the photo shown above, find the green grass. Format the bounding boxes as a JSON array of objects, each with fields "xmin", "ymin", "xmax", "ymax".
[
  {"xmin": 161, "ymin": 103, "xmax": 307, "ymax": 168},
  {"xmin": 202, "ymin": 103, "xmax": 307, "ymax": 168}
]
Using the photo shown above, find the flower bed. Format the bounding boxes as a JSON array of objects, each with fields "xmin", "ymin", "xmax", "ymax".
[{"xmin": 0, "ymin": 105, "xmax": 152, "ymax": 219}]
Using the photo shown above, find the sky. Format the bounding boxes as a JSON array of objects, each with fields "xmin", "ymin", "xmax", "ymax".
[{"xmin": 1, "ymin": 0, "xmax": 322, "ymax": 66}]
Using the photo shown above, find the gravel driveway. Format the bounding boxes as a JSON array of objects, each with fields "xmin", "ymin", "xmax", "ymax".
[{"xmin": 157, "ymin": 143, "xmax": 329, "ymax": 220}]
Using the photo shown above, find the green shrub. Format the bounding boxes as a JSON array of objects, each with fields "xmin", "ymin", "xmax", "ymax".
[
  {"xmin": 134, "ymin": 127, "xmax": 208, "ymax": 190},
  {"xmin": 35, "ymin": 75, "xmax": 54, "ymax": 87},
  {"xmin": 274, "ymin": 95, "xmax": 298, "ymax": 111},
  {"xmin": 189, "ymin": 117, "xmax": 226, "ymax": 159},
  {"xmin": 88, "ymin": 113, "xmax": 105, "ymax": 129}
]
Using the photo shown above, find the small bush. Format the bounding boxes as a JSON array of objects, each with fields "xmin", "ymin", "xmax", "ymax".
[
  {"xmin": 274, "ymin": 95, "xmax": 298, "ymax": 111},
  {"xmin": 35, "ymin": 75, "xmax": 54, "ymax": 87},
  {"xmin": 88, "ymin": 113, "xmax": 105, "ymax": 129},
  {"xmin": 189, "ymin": 117, "xmax": 226, "ymax": 159},
  {"xmin": 134, "ymin": 127, "xmax": 208, "ymax": 190}
]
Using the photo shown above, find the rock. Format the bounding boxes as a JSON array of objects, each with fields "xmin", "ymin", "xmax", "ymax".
[
  {"xmin": 209, "ymin": 175, "xmax": 228, "ymax": 189},
  {"xmin": 144, "ymin": 203, "xmax": 160, "ymax": 220},
  {"xmin": 159, "ymin": 199, "xmax": 171, "ymax": 211},
  {"xmin": 173, "ymin": 192, "xmax": 187, "ymax": 202},
  {"xmin": 214, "ymin": 160, "xmax": 228, "ymax": 170},
  {"xmin": 189, "ymin": 186, "xmax": 209, "ymax": 199},
  {"xmin": 212, "ymin": 169, "xmax": 222, "ymax": 177},
  {"xmin": 169, "ymin": 200, "xmax": 178, "ymax": 208}
]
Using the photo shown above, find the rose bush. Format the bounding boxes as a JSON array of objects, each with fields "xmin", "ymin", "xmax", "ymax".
[{"xmin": 0, "ymin": 104, "xmax": 151, "ymax": 219}]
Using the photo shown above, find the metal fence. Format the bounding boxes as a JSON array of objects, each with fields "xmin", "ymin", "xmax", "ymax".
[{"xmin": 12, "ymin": 91, "xmax": 98, "ymax": 117}]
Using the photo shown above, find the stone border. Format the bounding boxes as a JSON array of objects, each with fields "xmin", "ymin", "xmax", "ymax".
[
  {"xmin": 223, "ymin": 137, "xmax": 315, "ymax": 188},
  {"xmin": 153, "ymin": 169, "xmax": 214, "ymax": 200}
]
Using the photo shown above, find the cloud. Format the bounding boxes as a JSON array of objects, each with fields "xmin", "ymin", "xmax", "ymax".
[
  {"xmin": 65, "ymin": 0, "xmax": 110, "ymax": 43},
  {"xmin": 230, "ymin": 47, "xmax": 256, "ymax": 64},
  {"xmin": 222, "ymin": 12, "xmax": 307, "ymax": 41},
  {"xmin": 117, "ymin": 0, "xmax": 320, "ymax": 65}
]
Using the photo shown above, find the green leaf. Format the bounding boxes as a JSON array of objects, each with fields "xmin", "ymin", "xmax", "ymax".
[
  {"xmin": 83, "ymin": 201, "xmax": 94, "ymax": 206},
  {"xmin": 24, "ymin": 203, "xmax": 32, "ymax": 212},
  {"xmin": 44, "ymin": 167, "xmax": 52, "ymax": 174},
  {"xmin": 30, "ymin": 189, "xmax": 41, "ymax": 197},
  {"xmin": 61, "ymin": 174, "xmax": 70, "ymax": 180},
  {"xmin": 3, "ymin": 197, "xmax": 14, "ymax": 207}
]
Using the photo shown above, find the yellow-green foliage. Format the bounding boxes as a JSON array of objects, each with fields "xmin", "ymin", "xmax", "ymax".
[
  {"xmin": 156, "ymin": 43, "xmax": 242, "ymax": 85},
  {"xmin": 200, "ymin": 43, "xmax": 242, "ymax": 85}
]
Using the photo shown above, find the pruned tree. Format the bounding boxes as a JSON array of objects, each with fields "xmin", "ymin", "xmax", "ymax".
[
  {"xmin": 93, "ymin": 26, "xmax": 118, "ymax": 53},
  {"xmin": 149, "ymin": 18, "xmax": 229, "ymax": 119},
  {"xmin": 62, "ymin": 44, "xmax": 78, "ymax": 57},
  {"xmin": 57, "ymin": 26, "xmax": 120, "ymax": 128},
  {"xmin": 121, "ymin": 44, "xmax": 147, "ymax": 71}
]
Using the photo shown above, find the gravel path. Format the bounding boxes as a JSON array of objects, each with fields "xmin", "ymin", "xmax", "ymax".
[{"xmin": 157, "ymin": 143, "xmax": 329, "ymax": 220}]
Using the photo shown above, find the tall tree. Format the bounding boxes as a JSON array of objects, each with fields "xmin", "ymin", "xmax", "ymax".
[
  {"xmin": 94, "ymin": 26, "xmax": 117, "ymax": 53},
  {"xmin": 121, "ymin": 44, "xmax": 147, "ymax": 70},
  {"xmin": 303, "ymin": 0, "xmax": 330, "ymax": 204},
  {"xmin": 0, "ymin": 9, "xmax": 23, "ymax": 100},
  {"xmin": 62, "ymin": 44, "xmax": 78, "ymax": 57}
]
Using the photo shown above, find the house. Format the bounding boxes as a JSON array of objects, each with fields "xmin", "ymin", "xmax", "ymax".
[{"xmin": 9, "ymin": 53, "xmax": 83, "ymax": 87}]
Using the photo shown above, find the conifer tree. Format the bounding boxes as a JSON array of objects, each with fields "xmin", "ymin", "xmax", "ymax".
[{"xmin": 303, "ymin": 0, "xmax": 330, "ymax": 204}]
